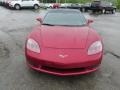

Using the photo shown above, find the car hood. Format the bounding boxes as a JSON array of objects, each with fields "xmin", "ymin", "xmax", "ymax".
[{"xmin": 41, "ymin": 26, "xmax": 89, "ymax": 49}]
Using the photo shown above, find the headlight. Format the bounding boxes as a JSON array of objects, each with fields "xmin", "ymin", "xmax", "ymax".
[
  {"xmin": 88, "ymin": 41, "xmax": 102, "ymax": 55},
  {"xmin": 27, "ymin": 39, "xmax": 40, "ymax": 53}
]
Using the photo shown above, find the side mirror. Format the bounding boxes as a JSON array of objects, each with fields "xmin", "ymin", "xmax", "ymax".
[
  {"xmin": 36, "ymin": 17, "xmax": 43, "ymax": 24},
  {"xmin": 87, "ymin": 19, "xmax": 94, "ymax": 25}
]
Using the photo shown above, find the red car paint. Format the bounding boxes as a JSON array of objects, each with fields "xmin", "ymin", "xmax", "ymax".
[
  {"xmin": 25, "ymin": 9, "xmax": 103, "ymax": 76},
  {"xmin": 53, "ymin": 3, "xmax": 60, "ymax": 9}
]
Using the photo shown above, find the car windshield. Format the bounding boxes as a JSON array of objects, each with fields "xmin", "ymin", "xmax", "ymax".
[{"xmin": 42, "ymin": 10, "xmax": 87, "ymax": 26}]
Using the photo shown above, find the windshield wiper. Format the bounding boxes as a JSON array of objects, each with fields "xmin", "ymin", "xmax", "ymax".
[{"xmin": 42, "ymin": 23, "xmax": 55, "ymax": 26}]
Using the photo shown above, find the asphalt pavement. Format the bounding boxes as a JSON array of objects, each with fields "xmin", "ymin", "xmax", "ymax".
[{"xmin": 0, "ymin": 6, "xmax": 120, "ymax": 90}]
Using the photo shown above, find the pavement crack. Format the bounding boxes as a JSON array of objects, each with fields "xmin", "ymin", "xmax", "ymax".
[
  {"xmin": 104, "ymin": 51, "xmax": 120, "ymax": 59},
  {"xmin": 0, "ymin": 30, "xmax": 23, "ymax": 49},
  {"xmin": 16, "ymin": 42, "xmax": 23, "ymax": 49},
  {"xmin": 0, "ymin": 26, "xmax": 33, "ymax": 33},
  {"xmin": 0, "ymin": 42, "xmax": 10, "ymax": 58}
]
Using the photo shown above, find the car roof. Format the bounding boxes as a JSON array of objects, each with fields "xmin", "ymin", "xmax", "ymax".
[{"xmin": 48, "ymin": 9, "xmax": 81, "ymax": 13}]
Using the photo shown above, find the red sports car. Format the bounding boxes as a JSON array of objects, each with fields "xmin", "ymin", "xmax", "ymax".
[
  {"xmin": 53, "ymin": 3, "xmax": 60, "ymax": 9},
  {"xmin": 25, "ymin": 9, "xmax": 103, "ymax": 76}
]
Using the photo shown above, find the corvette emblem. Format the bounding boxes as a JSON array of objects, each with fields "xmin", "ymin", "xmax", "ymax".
[{"xmin": 59, "ymin": 54, "xmax": 68, "ymax": 58}]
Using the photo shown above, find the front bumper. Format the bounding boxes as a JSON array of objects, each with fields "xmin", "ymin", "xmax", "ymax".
[
  {"xmin": 27, "ymin": 62, "xmax": 100, "ymax": 76},
  {"xmin": 26, "ymin": 53, "xmax": 102, "ymax": 76},
  {"xmin": 8, "ymin": 4, "xmax": 14, "ymax": 7}
]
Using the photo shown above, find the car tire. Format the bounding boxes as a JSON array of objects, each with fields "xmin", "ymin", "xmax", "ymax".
[
  {"xmin": 112, "ymin": 9, "xmax": 115, "ymax": 14},
  {"xmin": 50, "ymin": 6, "xmax": 52, "ymax": 8},
  {"xmin": 82, "ymin": 8, "xmax": 85, "ymax": 12},
  {"xmin": 34, "ymin": 4, "xmax": 39, "ymax": 10},
  {"xmin": 14, "ymin": 4, "xmax": 21, "ymax": 10},
  {"xmin": 102, "ymin": 9, "xmax": 106, "ymax": 14}
]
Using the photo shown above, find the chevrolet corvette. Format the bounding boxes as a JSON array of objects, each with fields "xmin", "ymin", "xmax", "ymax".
[{"xmin": 25, "ymin": 9, "xmax": 103, "ymax": 76}]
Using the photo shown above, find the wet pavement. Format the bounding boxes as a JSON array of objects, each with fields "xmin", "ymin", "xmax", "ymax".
[{"xmin": 0, "ymin": 6, "xmax": 120, "ymax": 90}]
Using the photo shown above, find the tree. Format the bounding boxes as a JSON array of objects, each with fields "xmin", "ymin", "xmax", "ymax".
[
  {"xmin": 40, "ymin": 0, "xmax": 119, "ymax": 9},
  {"xmin": 117, "ymin": 0, "xmax": 120, "ymax": 9}
]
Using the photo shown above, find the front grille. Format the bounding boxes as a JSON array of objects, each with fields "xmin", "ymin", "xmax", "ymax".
[
  {"xmin": 27, "ymin": 56, "xmax": 100, "ymax": 74},
  {"xmin": 41, "ymin": 65, "xmax": 94, "ymax": 73}
]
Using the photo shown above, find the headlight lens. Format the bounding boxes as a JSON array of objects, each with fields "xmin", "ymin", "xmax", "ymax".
[
  {"xmin": 88, "ymin": 41, "xmax": 102, "ymax": 55},
  {"xmin": 27, "ymin": 39, "xmax": 40, "ymax": 53}
]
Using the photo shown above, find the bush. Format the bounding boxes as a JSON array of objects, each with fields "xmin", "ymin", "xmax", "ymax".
[{"xmin": 65, "ymin": 0, "xmax": 92, "ymax": 3}]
